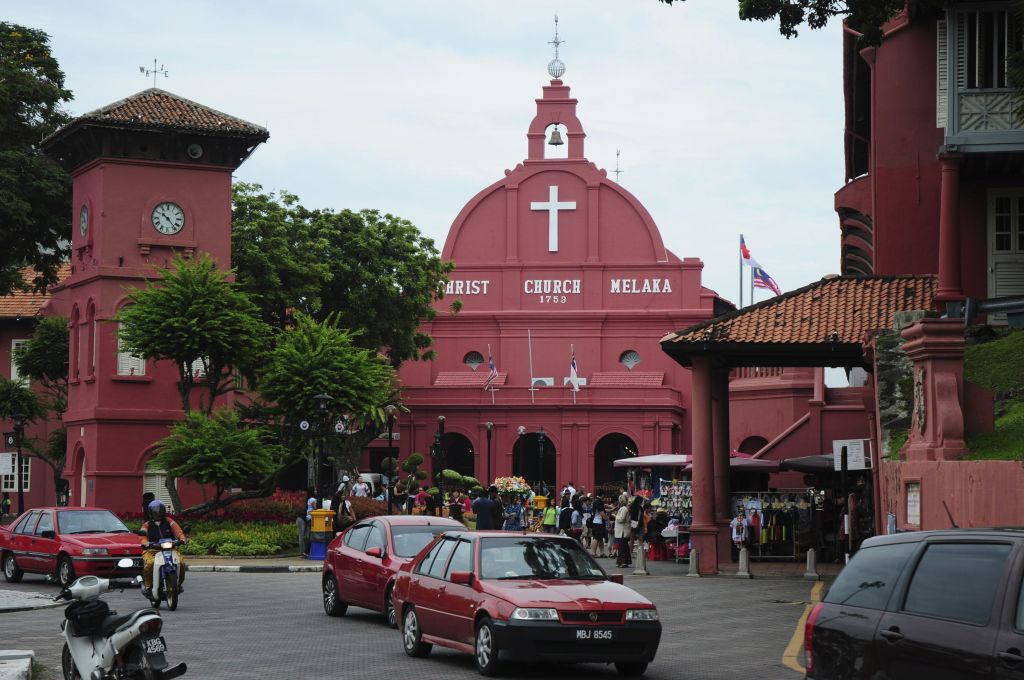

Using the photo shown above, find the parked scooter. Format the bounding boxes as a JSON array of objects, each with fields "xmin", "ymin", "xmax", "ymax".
[
  {"xmin": 55, "ymin": 558, "xmax": 187, "ymax": 680},
  {"xmin": 142, "ymin": 539, "xmax": 184, "ymax": 611}
]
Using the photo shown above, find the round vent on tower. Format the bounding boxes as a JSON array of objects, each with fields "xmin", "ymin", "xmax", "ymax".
[{"xmin": 619, "ymin": 350, "xmax": 641, "ymax": 370}]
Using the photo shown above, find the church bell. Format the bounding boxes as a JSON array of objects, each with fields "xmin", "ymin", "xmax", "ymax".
[{"xmin": 548, "ymin": 127, "xmax": 565, "ymax": 146}]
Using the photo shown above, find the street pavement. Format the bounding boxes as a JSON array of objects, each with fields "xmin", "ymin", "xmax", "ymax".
[{"xmin": 0, "ymin": 568, "xmax": 817, "ymax": 680}]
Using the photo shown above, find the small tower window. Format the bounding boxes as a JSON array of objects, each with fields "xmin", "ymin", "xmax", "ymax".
[
  {"xmin": 620, "ymin": 350, "xmax": 641, "ymax": 370},
  {"xmin": 464, "ymin": 351, "xmax": 485, "ymax": 371},
  {"xmin": 116, "ymin": 323, "xmax": 146, "ymax": 376}
]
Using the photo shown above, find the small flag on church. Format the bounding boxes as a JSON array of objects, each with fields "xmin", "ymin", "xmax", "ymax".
[
  {"xmin": 483, "ymin": 347, "xmax": 498, "ymax": 391},
  {"xmin": 568, "ymin": 347, "xmax": 581, "ymax": 392},
  {"xmin": 752, "ymin": 266, "xmax": 782, "ymax": 297}
]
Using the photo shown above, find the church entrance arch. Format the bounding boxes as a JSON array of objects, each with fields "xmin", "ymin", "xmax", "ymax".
[
  {"xmin": 593, "ymin": 433, "xmax": 638, "ymax": 493},
  {"xmin": 442, "ymin": 433, "xmax": 475, "ymax": 479},
  {"xmin": 512, "ymin": 433, "xmax": 557, "ymax": 494}
]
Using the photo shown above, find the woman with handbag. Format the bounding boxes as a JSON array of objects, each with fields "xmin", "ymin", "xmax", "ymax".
[{"xmin": 614, "ymin": 494, "xmax": 632, "ymax": 567}]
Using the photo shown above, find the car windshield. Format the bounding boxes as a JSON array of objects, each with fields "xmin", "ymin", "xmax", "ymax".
[
  {"xmin": 58, "ymin": 510, "xmax": 130, "ymax": 535},
  {"xmin": 480, "ymin": 537, "xmax": 606, "ymax": 580},
  {"xmin": 392, "ymin": 525, "xmax": 455, "ymax": 557}
]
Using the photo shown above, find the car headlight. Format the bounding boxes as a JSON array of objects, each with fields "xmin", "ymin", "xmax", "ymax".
[
  {"xmin": 81, "ymin": 548, "xmax": 109, "ymax": 556},
  {"xmin": 510, "ymin": 608, "xmax": 559, "ymax": 621},
  {"xmin": 625, "ymin": 608, "xmax": 659, "ymax": 621}
]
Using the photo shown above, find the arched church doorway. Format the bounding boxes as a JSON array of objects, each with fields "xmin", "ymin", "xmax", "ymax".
[
  {"xmin": 441, "ymin": 433, "xmax": 475, "ymax": 478},
  {"xmin": 593, "ymin": 433, "xmax": 638, "ymax": 493},
  {"xmin": 738, "ymin": 436, "xmax": 768, "ymax": 455},
  {"xmin": 512, "ymin": 432, "xmax": 557, "ymax": 494}
]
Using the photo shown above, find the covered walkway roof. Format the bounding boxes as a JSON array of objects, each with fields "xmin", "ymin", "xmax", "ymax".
[{"xmin": 660, "ymin": 275, "xmax": 937, "ymax": 368}]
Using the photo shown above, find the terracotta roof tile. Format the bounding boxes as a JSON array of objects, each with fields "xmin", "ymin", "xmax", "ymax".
[
  {"xmin": 0, "ymin": 263, "xmax": 71, "ymax": 319},
  {"xmin": 662, "ymin": 275, "xmax": 937, "ymax": 346},
  {"xmin": 68, "ymin": 88, "xmax": 266, "ymax": 137}
]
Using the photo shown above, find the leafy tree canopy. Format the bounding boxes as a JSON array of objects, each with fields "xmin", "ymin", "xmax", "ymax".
[
  {"xmin": 153, "ymin": 408, "xmax": 283, "ymax": 502},
  {"xmin": 0, "ymin": 23, "xmax": 72, "ymax": 296},
  {"xmin": 230, "ymin": 184, "xmax": 454, "ymax": 366},
  {"xmin": 0, "ymin": 376, "xmax": 46, "ymax": 422},
  {"xmin": 658, "ymin": 0, "xmax": 943, "ymax": 45},
  {"xmin": 116, "ymin": 253, "xmax": 269, "ymax": 415},
  {"xmin": 13, "ymin": 315, "xmax": 69, "ymax": 413}
]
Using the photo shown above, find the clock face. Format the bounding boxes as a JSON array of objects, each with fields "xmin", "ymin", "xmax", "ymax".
[
  {"xmin": 151, "ymin": 202, "xmax": 185, "ymax": 235},
  {"xmin": 79, "ymin": 204, "xmax": 89, "ymax": 237}
]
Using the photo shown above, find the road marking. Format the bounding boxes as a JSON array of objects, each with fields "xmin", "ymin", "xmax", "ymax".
[{"xmin": 781, "ymin": 580, "xmax": 823, "ymax": 673}]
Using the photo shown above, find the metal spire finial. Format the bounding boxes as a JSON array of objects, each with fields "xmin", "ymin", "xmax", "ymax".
[
  {"xmin": 547, "ymin": 14, "xmax": 566, "ymax": 79},
  {"xmin": 613, "ymin": 150, "xmax": 624, "ymax": 183},
  {"xmin": 139, "ymin": 59, "xmax": 168, "ymax": 88}
]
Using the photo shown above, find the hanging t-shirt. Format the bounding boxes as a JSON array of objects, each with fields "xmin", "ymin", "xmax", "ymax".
[{"xmin": 730, "ymin": 516, "xmax": 747, "ymax": 542}]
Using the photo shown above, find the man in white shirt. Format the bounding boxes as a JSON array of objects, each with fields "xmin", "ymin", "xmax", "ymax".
[{"xmin": 350, "ymin": 476, "xmax": 369, "ymax": 498}]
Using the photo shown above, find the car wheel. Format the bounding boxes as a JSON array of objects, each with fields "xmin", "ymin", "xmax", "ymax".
[
  {"xmin": 614, "ymin": 662, "xmax": 648, "ymax": 677},
  {"xmin": 322, "ymin": 574, "xmax": 348, "ymax": 617},
  {"xmin": 3, "ymin": 553, "xmax": 23, "ymax": 583},
  {"xmin": 402, "ymin": 607, "xmax": 432, "ymax": 658},
  {"xmin": 385, "ymin": 584, "xmax": 397, "ymax": 629},
  {"xmin": 62, "ymin": 642, "xmax": 82, "ymax": 680},
  {"xmin": 474, "ymin": 617, "xmax": 502, "ymax": 676},
  {"xmin": 57, "ymin": 555, "xmax": 76, "ymax": 588}
]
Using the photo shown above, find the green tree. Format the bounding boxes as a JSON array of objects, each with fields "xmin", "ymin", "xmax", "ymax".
[
  {"xmin": 153, "ymin": 408, "xmax": 283, "ymax": 505},
  {"xmin": 258, "ymin": 312, "xmax": 395, "ymax": 474},
  {"xmin": 0, "ymin": 23, "xmax": 72, "ymax": 296},
  {"xmin": 13, "ymin": 315, "xmax": 69, "ymax": 414},
  {"xmin": 116, "ymin": 254, "xmax": 269, "ymax": 417},
  {"xmin": 0, "ymin": 376, "xmax": 48, "ymax": 488},
  {"xmin": 657, "ymin": 1, "xmax": 942, "ymax": 45}
]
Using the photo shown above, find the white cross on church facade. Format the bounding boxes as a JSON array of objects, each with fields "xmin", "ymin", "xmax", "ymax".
[{"xmin": 530, "ymin": 185, "xmax": 576, "ymax": 252}]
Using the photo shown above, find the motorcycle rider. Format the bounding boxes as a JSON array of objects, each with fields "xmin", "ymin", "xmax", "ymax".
[{"xmin": 139, "ymin": 500, "xmax": 187, "ymax": 599}]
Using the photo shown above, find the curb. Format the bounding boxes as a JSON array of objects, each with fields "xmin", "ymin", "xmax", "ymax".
[
  {"xmin": 0, "ymin": 601, "xmax": 63, "ymax": 613},
  {"xmin": 0, "ymin": 650, "xmax": 33, "ymax": 680},
  {"xmin": 187, "ymin": 564, "xmax": 321, "ymax": 573}
]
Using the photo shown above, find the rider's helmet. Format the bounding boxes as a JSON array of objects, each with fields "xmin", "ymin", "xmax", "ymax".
[{"xmin": 148, "ymin": 499, "xmax": 166, "ymax": 522}]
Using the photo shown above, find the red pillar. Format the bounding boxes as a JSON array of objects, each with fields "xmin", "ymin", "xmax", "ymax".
[
  {"xmin": 936, "ymin": 152, "xmax": 963, "ymax": 303},
  {"xmin": 712, "ymin": 369, "xmax": 733, "ymax": 561},
  {"xmin": 690, "ymin": 356, "xmax": 718, "ymax": 574}
]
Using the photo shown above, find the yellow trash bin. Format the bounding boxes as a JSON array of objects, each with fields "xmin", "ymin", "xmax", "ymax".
[
  {"xmin": 534, "ymin": 496, "xmax": 548, "ymax": 509},
  {"xmin": 310, "ymin": 508, "xmax": 335, "ymax": 536}
]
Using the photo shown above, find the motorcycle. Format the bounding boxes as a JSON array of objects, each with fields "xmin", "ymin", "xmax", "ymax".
[
  {"xmin": 55, "ymin": 558, "xmax": 187, "ymax": 680},
  {"xmin": 143, "ymin": 539, "xmax": 184, "ymax": 611}
]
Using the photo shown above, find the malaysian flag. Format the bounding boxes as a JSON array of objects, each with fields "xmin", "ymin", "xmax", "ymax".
[
  {"xmin": 752, "ymin": 266, "xmax": 782, "ymax": 297},
  {"xmin": 482, "ymin": 347, "xmax": 498, "ymax": 391},
  {"xmin": 568, "ymin": 347, "xmax": 581, "ymax": 392}
]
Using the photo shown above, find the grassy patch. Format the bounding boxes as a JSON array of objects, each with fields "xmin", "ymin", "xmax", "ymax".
[
  {"xmin": 965, "ymin": 399, "xmax": 1024, "ymax": 461},
  {"xmin": 965, "ymin": 329, "xmax": 1024, "ymax": 394},
  {"xmin": 886, "ymin": 430, "xmax": 909, "ymax": 461}
]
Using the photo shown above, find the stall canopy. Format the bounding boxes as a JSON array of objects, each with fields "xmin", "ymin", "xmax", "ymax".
[
  {"xmin": 778, "ymin": 454, "xmax": 835, "ymax": 473},
  {"xmin": 613, "ymin": 454, "xmax": 692, "ymax": 468}
]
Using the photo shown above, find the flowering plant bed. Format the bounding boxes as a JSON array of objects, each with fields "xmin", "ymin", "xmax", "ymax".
[{"xmin": 493, "ymin": 476, "xmax": 531, "ymax": 497}]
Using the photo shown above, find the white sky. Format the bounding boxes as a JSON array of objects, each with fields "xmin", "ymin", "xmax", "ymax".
[{"xmin": 12, "ymin": 0, "xmax": 843, "ymax": 307}]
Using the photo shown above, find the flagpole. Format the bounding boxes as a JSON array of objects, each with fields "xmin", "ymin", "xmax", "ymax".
[
  {"xmin": 739, "ymin": 234, "xmax": 743, "ymax": 308},
  {"xmin": 487, "ymin": 344, "xmax": 497, "ymax": 404},
  {"xmin": 750, "ymin": 269, "xmax": 754, "ymax": 306},
  {"xmin": 571, "ymin": 343, "xmax": 576, "ymax": 406},
  {"xmin": 527, "ymin": 329, "xmax": 536, "ymax": 404}
]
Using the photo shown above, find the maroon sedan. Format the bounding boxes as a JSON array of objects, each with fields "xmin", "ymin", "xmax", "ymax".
[
  {"xmin": 322, "ymin": 515, "xmax": 463, "ymax": 627},
  {"xmin": 393, "ymin": 531, "xmax": 661, "ymax": 676},
  {"xmin": 1, "ymin": 507, "xmax": 144, "ymax": 587}
]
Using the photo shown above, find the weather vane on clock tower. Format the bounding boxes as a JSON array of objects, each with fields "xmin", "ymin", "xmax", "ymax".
[
  {"xmin": 547, "ymin": 14, "xmax": 566, "ymax": 79},
  {"xmin": 139, "ymin": 59, "xmax": 168, "ymax": 88}
]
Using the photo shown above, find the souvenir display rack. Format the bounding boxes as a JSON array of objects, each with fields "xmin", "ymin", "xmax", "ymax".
[
  {"xmin": 729, "ymin": 489, "xmax": 814, "ymax": 561},
  {"xmin": 656, "ymin": 479, "xmax": 692, "ymax": 563}
]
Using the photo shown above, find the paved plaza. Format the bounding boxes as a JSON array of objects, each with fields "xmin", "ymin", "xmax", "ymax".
[{"xmin": 0, "ymin": 566, "xmax": 819, "ymax": 680}]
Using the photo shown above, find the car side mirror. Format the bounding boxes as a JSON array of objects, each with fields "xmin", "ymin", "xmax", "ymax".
[
  {"xmin": 608, "ymin": 574, "xmax": 624, "ymax": 585},
  {"xmin": 40, "ymin": 530, "xmax": 56, "ymax": 540},
  {"xmin": 450, "ymin": 571, "xmax": 474, "ymax": 586},
  {"xmin": 366, "ymin": 546, "xmax": 383, "ymax": 559}
]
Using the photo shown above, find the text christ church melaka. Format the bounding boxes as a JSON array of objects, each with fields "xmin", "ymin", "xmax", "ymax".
[{"xmin": 389, "ymin": 65, "xmax": 728, "ymax": 494}]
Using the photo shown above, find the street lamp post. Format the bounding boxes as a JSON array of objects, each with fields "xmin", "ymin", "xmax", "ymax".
[
  {"xmin": 312, "ymin": 393, "xmax": 333, "ymax": 497},
  {"xmin": 11, "ymin": 413, "xmax": 27, "ymax": 515},
  {"xmin": 385, "ymin": 404, "xmax": 398, "ymax": 515},
  {"xmin": 434, "ymin": 416, "xmax": 446, "ymax": 515},
  {"xmin": 516, "ymin": 425, "xmax": 526, "ymax": 481},
  {"xmin": 485, "ymin": 422, "xmax": 493, "ymax": 486},
  {"xmin": 537, "ymin": 426, "xmax": 547, "ymax": 496}
]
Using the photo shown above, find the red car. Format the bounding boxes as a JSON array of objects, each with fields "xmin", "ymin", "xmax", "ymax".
[
  {"xmin": 322, "ymin": 515, "xmax": 463, "ymax": 627},
  {"xmin": 392, "ymin": 531, "xmax": 662, "ymax": 677},
  {"xmin": 1, "ymin": 507, "xmax": 144, "ymax": 587}
]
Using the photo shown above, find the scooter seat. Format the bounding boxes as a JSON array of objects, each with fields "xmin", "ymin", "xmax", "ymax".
[{"xmin": 100, "ymin": 609, "xmax": 158, "ymax": 637}]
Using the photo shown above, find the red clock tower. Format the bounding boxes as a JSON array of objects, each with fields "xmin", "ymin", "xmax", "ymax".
[{"xmin": 42, "ymin": 89, "xmax": 268, "ymax": 512}]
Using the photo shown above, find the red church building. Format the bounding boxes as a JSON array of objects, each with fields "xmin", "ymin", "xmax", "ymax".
[{"xmin": 391, "ymin": 70, "xmax": 727, "ymax": 494}]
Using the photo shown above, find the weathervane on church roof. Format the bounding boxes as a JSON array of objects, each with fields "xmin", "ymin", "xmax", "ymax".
[
  {"xmin": 547, "ymin": 14, "xmax": 566, "ymax": 79},
  {"xmin": 613, "ymin": 149, "xmax": 624, "ymax": 183},
  {"xmin": 139, "ymin": 59, "xmax": 168, "ymax": 88}
]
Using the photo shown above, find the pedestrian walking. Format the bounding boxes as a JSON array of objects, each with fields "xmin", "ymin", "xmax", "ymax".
[
  {"xmin": 472, "ymin": 485, "xmax": 500, "ymax": 530},
  {"xmin": 542, "ymin": 501, "xmax": 559, "ymax": 534},
  {"xmin": 1, "ymin": 492, "xmax": 11, "ymax": 521},
  {"xmin": 449, "ymin": 490, "xmax": 466, "ymax": 523},
  {"xmin": 591, "ymin": 496, "xmax": 609, "ymax": 557},
  {"xmin": 350, "ymin": 475, "xmax": 370, "ymax": 498},
  {"xmin": 502, "ymin": 494, "xmax": 524, "ymax": 531},
  {"xmin": 580, "ymin": 495, "xmax": 593, "ymax": 549},
  {"xmin": 558, "ymin": 492, "xmax": 573, "ymax": 535},
  {"xmin": 614, "ymin": 494, "xmax": 632, "ymax": 567},
  {"xmin": 331, "ymin": 493, "xmax": 357, "ymax": 533}
]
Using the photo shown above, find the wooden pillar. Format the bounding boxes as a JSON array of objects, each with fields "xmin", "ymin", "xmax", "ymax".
[
  {"xmin": 712, "ymin": 368, "xmax": 733, "ymax": 561},
  {"xmin": 690, "ymin": 356, "xmax": 718, "ymax": 574},
  {"xmin": 936, "ymin": 152, "xmax": 964, "ymax": 303}
]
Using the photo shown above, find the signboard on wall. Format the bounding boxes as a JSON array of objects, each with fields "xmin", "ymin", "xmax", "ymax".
[
  {"xmin": 0, "ymin": 453, "xmax": 13, "ymax": 476},
  {"xmin": 833, "ymin": 439, "xmax": 869, "ymax": 471}
]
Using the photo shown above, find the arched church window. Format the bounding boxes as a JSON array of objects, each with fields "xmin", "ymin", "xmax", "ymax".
[
  {"xmin": 86, "ymin": 303, "xmax": 97, "ymax": 377},
  {"xmin": 463, "ymin": 351, "xmax": 485, "ymax": 371},
  {"xmin": 116, "ymin": 323, "xmax": 146, "ymax": 376},
  {"xmin": 619, "ymin": 350, "xmax": 641, "ymax": 370},
  {"xmin": 70, "ymin": 307, "xmax": 80, "ymax": 379}
]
